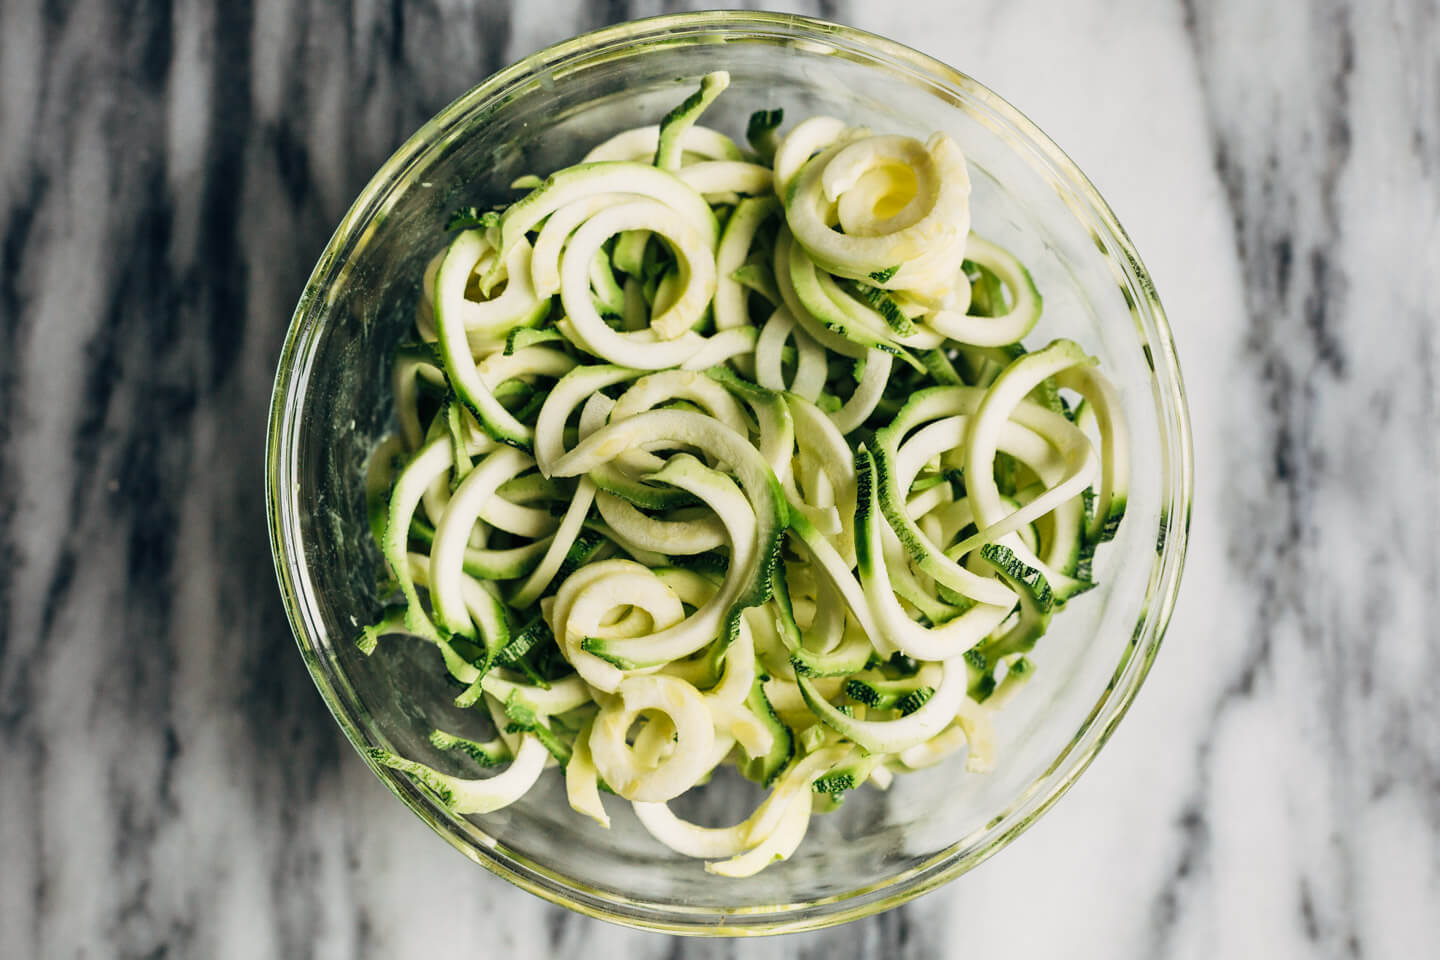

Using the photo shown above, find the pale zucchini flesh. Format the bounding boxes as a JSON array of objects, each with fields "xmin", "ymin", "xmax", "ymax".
[{"xmin": 362, "ymin": 75, "xmax": 1130, "ymax": 878}]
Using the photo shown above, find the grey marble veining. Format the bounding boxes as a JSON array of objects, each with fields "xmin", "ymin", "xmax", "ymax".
[{"xmin": 2, "ymin": 0, "xmax": 1438, "ymax": 957}]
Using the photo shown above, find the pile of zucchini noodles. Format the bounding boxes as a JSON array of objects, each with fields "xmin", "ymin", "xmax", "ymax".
[{"xmin": 361, "ymin": 72, "xmax": 1128, "ymax": 877}]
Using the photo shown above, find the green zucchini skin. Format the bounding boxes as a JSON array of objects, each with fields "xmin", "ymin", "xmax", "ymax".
[{"xmin": 357, "ymin": 74, "xmax": 1130, "ymax": 876}]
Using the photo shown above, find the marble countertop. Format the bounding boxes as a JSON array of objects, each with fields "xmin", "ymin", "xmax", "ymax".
[{"xmin": 3, "ymin": 0, "xmax": 1438, "ymax": 956}]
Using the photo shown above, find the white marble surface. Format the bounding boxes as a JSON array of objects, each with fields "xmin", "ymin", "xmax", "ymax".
[{"xmin": 3, "ymin": 0, "xmax": 1439, "ymax": 956}]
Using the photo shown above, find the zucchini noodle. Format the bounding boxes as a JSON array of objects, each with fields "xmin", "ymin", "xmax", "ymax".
[{"xmin": 360, "ymin": 73, "xmax": 1129, "ymax": 876}]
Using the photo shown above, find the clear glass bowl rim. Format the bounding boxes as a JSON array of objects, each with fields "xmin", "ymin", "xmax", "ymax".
[{"xmin": 265, "ymin": 9, "xmax": 1194, "ymax": 936}]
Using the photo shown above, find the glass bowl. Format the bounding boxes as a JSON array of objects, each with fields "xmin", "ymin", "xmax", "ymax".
[{"xmin": 265, "ymin": 11, "xmax": 1192, "ymax": 936}]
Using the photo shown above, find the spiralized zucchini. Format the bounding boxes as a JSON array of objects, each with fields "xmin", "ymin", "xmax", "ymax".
[{"xmin": 361, "ymin": 73, "xmax": 1128, "ymax": 877}]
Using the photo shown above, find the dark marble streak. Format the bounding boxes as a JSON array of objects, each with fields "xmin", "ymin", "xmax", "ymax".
[
  {"xmin": 1151, "ymin": 0, "xmax": 1440, "ymax": 956},
  {"xmin": 0, "ymin": 0, "xmax": 526, "ymax": 956}
]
